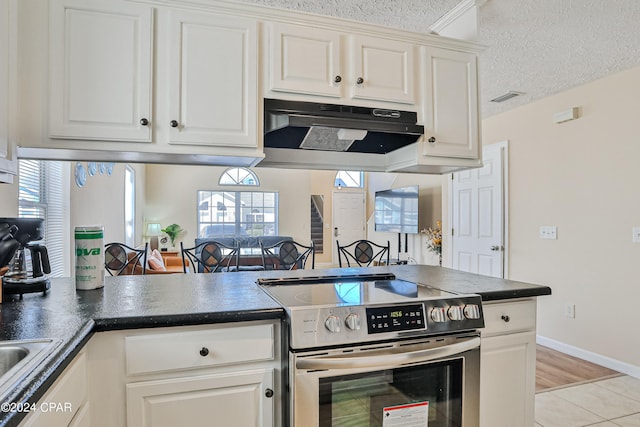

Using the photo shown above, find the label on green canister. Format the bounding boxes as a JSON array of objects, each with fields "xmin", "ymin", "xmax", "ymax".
[{"xmin": 75, "ymin": 226, "xmax": 104, "ymax": 290}]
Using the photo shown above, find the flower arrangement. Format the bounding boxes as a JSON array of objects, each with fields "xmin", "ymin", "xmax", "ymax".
[
  {"xmin": 421, "ymin": 220, "xmax": 442, "ymax": 257},
  {"xmin": 161, "ymin": 223, "xmax": 183, "ymax": 247}
]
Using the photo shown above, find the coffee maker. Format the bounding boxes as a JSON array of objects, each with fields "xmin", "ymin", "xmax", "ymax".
[{"xmin": 0, "ymin": 218, "xmax": 51, "ymax": 295}]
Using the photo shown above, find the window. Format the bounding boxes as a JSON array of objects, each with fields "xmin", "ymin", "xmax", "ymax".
[
  {"xmin": 18, "ymin": 160, "xmax": 69, "ymax": 277},
  {"xmin": 219, "ymin": 167, "xmax": 259, "ymax": 186},
  {"xmin": 334, "ymin": 171, "xmax": 364, "ymax": 188},
  {"xmin": 124, "ymin": 165, "xmax": 135, "ymax": 247},
  {"xmin": 197, "ymin": 191, "xmax": 278, "ymax": 237}
]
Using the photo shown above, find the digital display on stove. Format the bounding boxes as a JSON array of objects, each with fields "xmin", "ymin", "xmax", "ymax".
[{"xmin": 366, "ymin": 304, "xmax": 426, "ymax": 334}]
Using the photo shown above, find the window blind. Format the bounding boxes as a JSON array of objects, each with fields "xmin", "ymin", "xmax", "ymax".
[{"xmin": 18, "ymin": 160, "xmax": 69, "ymax": 277}]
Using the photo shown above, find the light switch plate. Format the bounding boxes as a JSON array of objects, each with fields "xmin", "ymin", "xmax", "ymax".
[
  {"xmin": 633, "ymin": 227, "xmax": 640, "ymax": 243},
  {"xmin": 539, "ymin": 226, "xmax": 557, "ymax": 240}
]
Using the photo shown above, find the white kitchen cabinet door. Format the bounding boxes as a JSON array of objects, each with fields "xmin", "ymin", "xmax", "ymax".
[
  {"xmin": 49, "ymin": 0, "xmax": 153, "ymax": 142},
  {"xmin": 20, "ymin": 352, "xmax": 88, "ymax": 427},
  {"xmin": 0, "ymin": 0, "xmax": 17, "ymax": 182},
  {"xmin": 126, "ymin": 369, "xmax": 274, "ymax": 427},
  {"xmin": 168, "ymin": 11, "xmax": 257, "ymax": 148},
  {"xmin": 480, "ymin": 331, "xmax": 536, "ymax": 427},
  {"xmin": 423, "ymin": 47, "xmax": 479, "ymax": 159},
  {"xmin": 269, "ymin": 23, "xmax": 341, "ymax": 98},
  {"xmin": 352, "ymin": 35, "xmax": 415, "ymax": 105}
]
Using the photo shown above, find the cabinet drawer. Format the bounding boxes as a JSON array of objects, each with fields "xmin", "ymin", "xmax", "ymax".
[
  {"xmin": 482, "ymin": 299, "xmax": 536, "ymax": 337},
  {"xmin": 125, "ymin": 324, "xmax": 274, "ymax": 376}
]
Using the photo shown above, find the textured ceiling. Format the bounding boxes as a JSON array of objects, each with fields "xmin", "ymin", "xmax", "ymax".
[{"xmin": 236, "ymin": 0, "xmax": 640, "ymax": 118}]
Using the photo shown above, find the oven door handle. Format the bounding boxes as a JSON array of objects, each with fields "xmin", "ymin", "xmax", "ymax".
[{"xmin": 296, "ymin": 336, "xmax": 480, "ymax": 370}]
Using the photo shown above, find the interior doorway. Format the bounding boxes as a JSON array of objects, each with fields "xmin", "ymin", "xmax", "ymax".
[
  {"xmin": 332, "ymin": 191, "xmax": 365, "ymax": 266},
  {"xmin": 450, "ymin": 141, "xmax": 508, "ymax": 278}
]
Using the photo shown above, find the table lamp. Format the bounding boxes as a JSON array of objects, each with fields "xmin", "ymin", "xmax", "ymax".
[{"xmin": 147, "ymin": 223, "xmax": 162, "ymax": 251}]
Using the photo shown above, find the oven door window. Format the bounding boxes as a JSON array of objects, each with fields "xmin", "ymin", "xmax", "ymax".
[{"xmin": 318, "ymin": 358, "xmax": 463, "ymax": 427}]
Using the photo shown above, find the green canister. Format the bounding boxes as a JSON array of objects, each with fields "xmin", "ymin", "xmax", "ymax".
[{"xmin": 75, "ymin": 226, "xmax": 104, "ymax": 290}]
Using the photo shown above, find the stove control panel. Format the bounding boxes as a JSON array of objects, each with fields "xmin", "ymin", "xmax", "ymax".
[
  {"xmin": 366, "ymin": 304, "xmax": 425, "ymax": 334},
  {"xmin": 288, "ymin": 296, "xmax": 484, "ymax": 349}
]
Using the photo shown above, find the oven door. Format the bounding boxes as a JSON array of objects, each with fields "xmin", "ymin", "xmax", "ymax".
[{"xmin": 290, "ymin": 333, "xmax": 480, "ymax": 427}]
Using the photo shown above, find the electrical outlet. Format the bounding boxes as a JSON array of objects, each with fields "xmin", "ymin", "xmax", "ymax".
[
  {"xmin": 539, "ymin": 226, "xmax": 557, "ymax": 240},
  {"xmin": 564, "ymin": 303, "xmax": 575, "ymax": 319},
  {"xmin": 633, "ymin": 227, "xmax": 640, "ymax": 243}
]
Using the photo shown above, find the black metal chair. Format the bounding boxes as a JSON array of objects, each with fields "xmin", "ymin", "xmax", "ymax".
[
  {"xmin": 104, "ymin": 242, "xmax": 148, "ymax": 276},
  {"xmin": 180, "ymin": 240, "xmax": 239, "ymax": 273},
  {"xmin": 260, "ymin": 239, "xmax": 315, "ymax": 270},
  {"xmin": 336, "ymin": 239, "xmax": 390, "ymax": 267}
]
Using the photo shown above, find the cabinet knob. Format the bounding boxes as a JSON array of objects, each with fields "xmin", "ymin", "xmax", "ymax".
[
  {"xmin": 199, "ymin": 347, "xmax": 209, "ymax": 357},
  {"xmin": 356, "ymin": 77, "xmax": 364, "ymax": 84},
  {"xmin": 140, "ymin": 118, "xmax": 149, "ymax": 126},
  {"xmin": 428, "ymin": 137, "xmax": 436, "ymax": 143},
  {"xmin": 170, "ymin": 120, "xmax": 179, "ymax": 128},
  {"xmin": 334, "ymin": 75, "xmax": 342, "ymax": 83},
  {"xmin": 501, "ymin": 315, "xmax": 510, "ymax": 323},
  {"xmin": 264, "ymin": 388, "xmax": 274, "ymax": 398}
]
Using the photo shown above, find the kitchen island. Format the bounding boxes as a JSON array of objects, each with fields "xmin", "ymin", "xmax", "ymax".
[{"xmin": 0, "ymin": 265, "xmax": 550, "ymax": 427}]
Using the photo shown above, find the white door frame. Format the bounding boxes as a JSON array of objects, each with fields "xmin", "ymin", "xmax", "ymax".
[{"xmin": 446, "ymin": 140, "xmax": 509, "ymax": 278}]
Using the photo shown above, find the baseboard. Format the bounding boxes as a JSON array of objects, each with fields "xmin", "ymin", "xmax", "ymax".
[{"xmin": 537, "ymin": 335, "xmax": 640, "ymax": 379}]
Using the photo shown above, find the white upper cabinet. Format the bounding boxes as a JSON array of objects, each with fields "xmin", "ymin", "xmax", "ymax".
[
  {"xmin": 48, "ymin": 0, "xmax": 153, "ymax": 142},
  {"xmin": 269, "ymin": 23, "xmax": 415, "ymax": 106},
  {"xmin": 269, "ymin": 23, "xmax": 341, "ymax": 98},
  {"xmin": 422, "ymin": 46, "xmax": 479, "ymax": 159},
  {"xmin": 352, "ymin": 35, "xmax": 415, "ymax": 104},
  {"xmin": 168, "ymin": 11, "xmax": 257, "ymax": 148},
  {"xmin": 0, "ymin": 0, "xmax": 17, "ymax": 182}
]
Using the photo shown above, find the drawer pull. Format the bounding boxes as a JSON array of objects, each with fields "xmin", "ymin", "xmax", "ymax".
[
  {"xmin": 199, "ymin": 347, "xmax": 210, "ymax": 357},
  {"xmin": 501, "ymin": 315, "xmax": 511, "ymax": 323},
  {"xmin": 265, "ymin": 388, "xmax": 274, "ymax": 398}
]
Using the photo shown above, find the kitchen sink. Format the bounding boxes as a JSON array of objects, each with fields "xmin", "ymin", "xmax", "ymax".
[{"xmin": 0, "ymin": 339, "xmax": 57, "ymax": 400}]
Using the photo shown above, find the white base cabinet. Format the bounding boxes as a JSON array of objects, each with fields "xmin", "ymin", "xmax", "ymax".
[
  {"xmin": 127, "ymin": 369, "xmax": 273, "ymax": 427},
  {"xmin": 20, "ymin": 351, "xmax": 89, "ymax": 427},
  {"xmin": 86, "ymin": 320, "xmax": 280, "ymax": 427},
  {"xmin": 480, "ymin": 299, "xmax": 537, "ymax": 427}
]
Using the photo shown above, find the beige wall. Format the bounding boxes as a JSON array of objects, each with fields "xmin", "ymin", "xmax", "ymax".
[
  {"xmin": 480, "ymin": 65, "xmax": 640, "ymax": 374},
  {"xmin": 144, "ymin": 165, "xmax": 312, "ymax": 250}
]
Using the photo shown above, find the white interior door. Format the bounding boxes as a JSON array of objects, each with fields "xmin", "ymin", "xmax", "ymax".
[
  {"xmin": 332, "ymin": 192, "xmax": 365, "ymax": 265},
  {"xmin": 451, "ymin": 142, "xmax": 507, "ymax": 278}
]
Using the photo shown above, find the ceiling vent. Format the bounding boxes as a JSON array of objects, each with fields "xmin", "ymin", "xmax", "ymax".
[{"xmin": 490, "ymin": 91, "xmax": 524, "ymax": 103}]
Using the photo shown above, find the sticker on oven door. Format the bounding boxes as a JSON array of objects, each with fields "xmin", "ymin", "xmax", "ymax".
[{"xmin": 382, "ymin": 401, "xmax": 429, "ymax": 427}]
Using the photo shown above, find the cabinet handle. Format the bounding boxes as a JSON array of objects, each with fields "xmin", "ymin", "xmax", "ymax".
[
  {"xmin": 356, "ymin": 77, "xmax": 364, "ymax": 84},
  {"xmin": 170, "ymin": 120, "xmax": 179, "ymax": 128},
  {"xmin": 428, "ymin": 137, "xmax": 436, "ymax": 143},
  {"xmin": 199, "ymin": 347, "xmax": 209, "ymax": 357},
  {"xmin": 334, "ymin": 75, "xmax": 342, "ymax": 83},
  {"xmin": 140, "ymin": 118, "xmax": 149, "ymax": 126},
  {"xmin": 264, "ymin": 388, "xmax": 274, "ymax": 398},
  {"xmin": 501, "ymin": 315, "xmax": 510, "ymax": 323}
]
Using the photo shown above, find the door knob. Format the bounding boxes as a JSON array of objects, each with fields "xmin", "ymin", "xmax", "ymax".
[
  {"xmin": 490, "ymin": 245, "xmax": 503, "ymax": 251},
  {"xmin": 170, "ymin": 120, "xmax": 179, "ymax": 128}
]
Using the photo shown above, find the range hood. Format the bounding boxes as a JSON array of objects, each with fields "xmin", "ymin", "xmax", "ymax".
[{"xmin": 264, "ymin": 99, "xmax": 424, "ymax": 154}]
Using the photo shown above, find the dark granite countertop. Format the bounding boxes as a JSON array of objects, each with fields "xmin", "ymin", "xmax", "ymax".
[{"xmin": 0, "ymin": 265, "xmax": 550, "ymax": 426}]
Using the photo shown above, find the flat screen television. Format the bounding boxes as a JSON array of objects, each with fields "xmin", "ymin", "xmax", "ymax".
[{"xmin": 374, "ymin": 185, "xmax": 419, "ymax": 234}]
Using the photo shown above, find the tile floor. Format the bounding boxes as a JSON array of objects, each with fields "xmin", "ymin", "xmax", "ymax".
[{"xmin": 535, "ymin": 375, "xmax": 640, "ymax": 427}]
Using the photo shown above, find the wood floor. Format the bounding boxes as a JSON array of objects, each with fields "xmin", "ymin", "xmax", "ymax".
[{"xmin": 535, "ymin": 344, "xmax": 620, "ymax": 392}]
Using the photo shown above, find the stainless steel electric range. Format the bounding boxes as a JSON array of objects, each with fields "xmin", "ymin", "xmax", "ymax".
[{"xmin": 258, "ymin": 272, "xmax": 485, "ymax": 427}]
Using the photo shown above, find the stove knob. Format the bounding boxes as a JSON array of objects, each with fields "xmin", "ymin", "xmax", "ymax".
[
  {"xmin": 448, "ymin": 306, "xmax": 464, "ymax": 321},
  {"xmin": 345, "ymin": 313, "xmax": 361, "ymax": 331},
  {"xmin": 463, "ymin": 304, "xmax": 481, "ymax": 319},
  {"xmin": 430, "ymin": 307, "xmax": 447, "ymax": 323},
  {"xmin": 325, "ymin": 315, "xmax": 341, "ymax": 333}
]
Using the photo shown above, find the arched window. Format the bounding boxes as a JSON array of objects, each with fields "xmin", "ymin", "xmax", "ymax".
[
  {"xmin": 219, "ymin": 167, "xmax": 259, "ymax": 186},
  {"xmin": 334, "ymin": 171, "xmax": 364, "ymax": 188}
]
